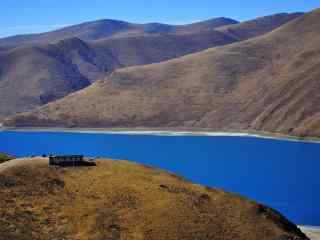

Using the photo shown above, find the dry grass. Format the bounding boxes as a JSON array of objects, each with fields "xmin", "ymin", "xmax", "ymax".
[{"xmin": 0, "ymin": 157, "xmax": 308, "ymax": 240}]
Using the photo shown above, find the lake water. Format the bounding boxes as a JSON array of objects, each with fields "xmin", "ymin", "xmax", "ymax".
[{"xmin": 1, "ymin": 130, "xmax": 319, "ymax": 225}]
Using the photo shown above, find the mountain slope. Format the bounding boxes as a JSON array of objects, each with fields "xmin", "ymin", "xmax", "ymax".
[
  {"xmin": 90, "ymin": 29, "xmax": 238, "ymax": 68},
  {"xmin": 216, "ymin": 12, "xmax": 303, "ymax": 40},
  {"xmin": 6, "ymin": 9, "xmax": 320, "ymax": 137},
  {"xmin": 0, "ymin": 157, "xmax": 308, "ymax": 240},
  {"xmin": 0, "ymin": 39, "xmax": 93, "ymax": 119},
  {"xmin": 0, "ymin": 18, "xmax": 238, "ymax": 48},
  {"xmin": 0, "ymin": 30, "xmax": 238, "ymax": 120},
  {"xmin": 0, "ymin": 13, "xmax": 301, "ymax": 120}
]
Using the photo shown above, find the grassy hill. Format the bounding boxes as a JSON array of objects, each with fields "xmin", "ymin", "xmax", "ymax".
[
  {"xmin": 6, "ymin": 9, "xmax": 320, "ymax": 137},
  {"xmin": 0, "ymin": 157, "xmax": 308, "ymax": 240}
]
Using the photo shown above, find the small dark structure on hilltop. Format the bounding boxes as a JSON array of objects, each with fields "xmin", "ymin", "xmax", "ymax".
[{"xmin": 49, "ymin": 155, "xmax": 96, "ymax": 167}]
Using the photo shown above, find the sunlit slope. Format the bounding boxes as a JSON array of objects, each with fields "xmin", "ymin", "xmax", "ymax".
[
  {"xmin": 0, "ymin": 158, "xmax": 308, "ymax": 240},
  {"xmin": 5, "ymin": 9, "xmax": 320, "ymax": 137},
  {"xmin": 0, "ymin": 13, "xmax": 301, "ymax": 120}
]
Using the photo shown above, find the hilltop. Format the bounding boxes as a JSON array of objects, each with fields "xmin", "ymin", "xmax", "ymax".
[
  {"xmin": 0, "ymin": 13, "xmax": 301, "ymax": 120},
  {"xmin": 6, "ymin": 9, "xmax": 320, "ymax": 137},
  {"xmin": 0, "ymin": 157, "xmax": 308, "ymax": 240}
]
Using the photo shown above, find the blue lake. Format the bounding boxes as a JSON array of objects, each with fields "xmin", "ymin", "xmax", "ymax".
[{"xmin": 1, "ymin": 130, "xmax": 319, "ymax": 225}]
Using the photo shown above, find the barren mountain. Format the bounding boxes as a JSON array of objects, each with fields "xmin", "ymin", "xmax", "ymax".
[
  {"xmin": 6, "ymin": 9, "xmax": 320, "ymax": 137},
  {"xmin": 0, "ymin": 13, "xmax": 301, "ymax": 120},
  {"xmin": 0, "ymin": 13, "xmax": 301, "ymax": 49},
  {"xmin": 90, "ymin": 30, "xmax": 238, "ymax": 68},
  {"xmin": 0, "ymin": 18, "xmax": 238, "ymax": 48},
  {"xmin": 0, "ymin": 157, "xmax": 308, "ymax": 240},
  {"xmin": 0, "ymin": 31, "xmax": 237, "ymax": 120}
]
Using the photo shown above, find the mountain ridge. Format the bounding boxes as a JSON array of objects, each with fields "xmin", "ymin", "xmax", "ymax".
[{"xmin": 0, "ymin": 17, "xmax": 239, "ymax": 48}]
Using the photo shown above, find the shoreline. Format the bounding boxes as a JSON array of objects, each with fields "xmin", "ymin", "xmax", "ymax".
[
  {"xmin": 1, "ymin": 127, "xmax": 320, "ymax": 143},
  {"xmin": 299, "ymin": 226, "xmax": 320, "ymax": 240}
]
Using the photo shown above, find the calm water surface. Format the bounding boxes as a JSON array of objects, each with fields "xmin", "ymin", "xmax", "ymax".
[{"xmin": 1, "ymin": 130, "xmax": 319, "ymax": 225}]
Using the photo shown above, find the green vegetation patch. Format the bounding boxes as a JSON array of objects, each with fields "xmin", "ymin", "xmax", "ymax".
[{"xmin": 0, "ymin": 152, "xmax": 15, "ymax": 164}]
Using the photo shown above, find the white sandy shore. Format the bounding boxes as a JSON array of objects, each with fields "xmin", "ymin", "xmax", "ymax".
[
  {"xmin": 1, "ymin": 127, "xmax": 320, "ymax": 143},
  {"xmin": 300, "ymin": 226, "xmax": 320, "ymax": 240}
]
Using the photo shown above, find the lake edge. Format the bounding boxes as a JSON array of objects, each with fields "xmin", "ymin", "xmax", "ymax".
[{"xmin": 1, "ymin": 127, "xmax": 320, "ymax": 143}]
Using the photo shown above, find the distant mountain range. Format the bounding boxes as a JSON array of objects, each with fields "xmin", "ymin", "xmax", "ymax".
[
  {"xmin": 0, "ymin": 17, "xmax": 240, "ymax": 48},
  {"xmin": 3, "ymin": 10, "xmax": 320, "ymax": 138},
  {"xmin": 0, "ymin": 13, "xmax": 302, "ymax": 120}
]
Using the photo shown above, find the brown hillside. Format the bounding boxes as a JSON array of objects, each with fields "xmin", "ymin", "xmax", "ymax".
[
  {"xmin": 0, "ymin": 157, "xmax": 308, "ymax": 240},
  {"xmin": 0, "ymin": 41, "xmax": 91, "ymax": 119},
  {"xmin": 91, "ymin": 30, "xmax": 237, "ymax": 68},
  {"xmin": 0, "ymin": 13, "xmax": 301, "ymax": 120},
  {"xmin": 6, "ymin": 9, "xmax": 320, "ymax": 137},
  {"xmin": 216, "ymin": 12, "xmax": 303, "ymax": 40},
  {"xmin": 0, "ymin": 31, "xmax": 236, "ymax": 120}
]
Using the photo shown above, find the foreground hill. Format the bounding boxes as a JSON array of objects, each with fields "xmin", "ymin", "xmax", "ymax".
[
  {"xmin": 0, "ymin": 157, "xmax": 308, "ymax": 240},
  {"xmin": 0, "ymin": 13, "xmax": 302, "ymax": 120},
  {"xmin": 7, "ymin": 9, "xmax": 320, "ymax": 137}
]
